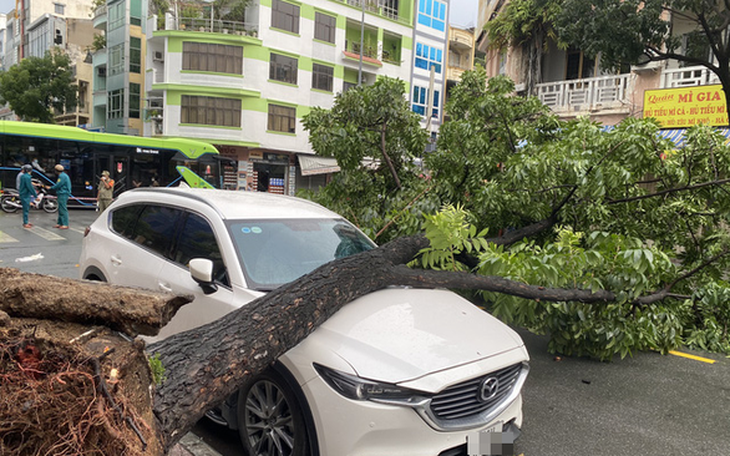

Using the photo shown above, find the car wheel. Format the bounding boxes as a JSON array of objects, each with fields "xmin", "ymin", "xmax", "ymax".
[{"xmin": 237, "ymin": 368, "xmax": 309, "ymax": 456}]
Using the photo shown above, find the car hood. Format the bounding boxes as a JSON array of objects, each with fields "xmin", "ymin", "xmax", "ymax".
[{"xmin": 308, "ymin": 288, "xmax": 525, "ymax": 384}]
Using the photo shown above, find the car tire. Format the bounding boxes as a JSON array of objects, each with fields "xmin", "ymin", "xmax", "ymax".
[{"xmin": 237, "ymin": 368, "xmax": 309, "ymax": 456}]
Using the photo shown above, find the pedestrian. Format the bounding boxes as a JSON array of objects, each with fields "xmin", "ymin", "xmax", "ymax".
[
  {"xmin": 97, "ymin": 170, "xmax": 114, "ymax": 213},
  {"xmin": 18, "ymin": 164, "xmax": 37, "ymax": 228},
  {"xmin": 50, "ymin": 164, "xmax": 72, "ymax": 229}
]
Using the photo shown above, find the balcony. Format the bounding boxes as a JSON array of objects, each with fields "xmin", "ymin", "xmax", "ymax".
[
  {"xmin": 333, "ymin": 0, "xmax": 410, "ymax": 26},
  {"xmin": 161, "ymin": 16, "xmax": 258, "ymax": 36},
  {"xmin": 93, "ymin": 5, "xmax": 107, "ymax": 29},
  {"xmin": 662, "ymin": 66, "xmax": 720, "ymax": 88},
  {"xmin": 537, "ymin": 74, "xmax": 631, "ymax": 113},
  {"xmin": 344, "ymin": 39, "xmax": 382, "ymax": 66},
  {"xmin": 449, "ymin": 28, "xmax": 474, "ymax": 51}
]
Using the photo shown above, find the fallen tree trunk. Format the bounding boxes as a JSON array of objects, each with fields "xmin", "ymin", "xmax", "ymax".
[
  {"xmin": 1, "ymin": 234, "xmax": 617, "ymax": 454},
  {"xmin": 0, "ymin": 268, "xmax": 192, "ymax": 336}
]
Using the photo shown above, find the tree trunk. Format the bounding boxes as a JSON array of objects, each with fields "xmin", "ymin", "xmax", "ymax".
[
  {"xmin": 0, "ymin": 268, "xmax": 191, "ymax": 336},
  {"xmin": 0, "ymin": 234, "xmax": 614, "ymax": 454}
]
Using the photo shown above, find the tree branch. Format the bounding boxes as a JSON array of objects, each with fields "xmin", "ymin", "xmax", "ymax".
[{"xmin": 607, "ymin": 178, "xmax": 730, "ymax": 205}]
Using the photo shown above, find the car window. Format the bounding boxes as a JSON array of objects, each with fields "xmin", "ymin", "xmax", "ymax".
[
  {"xmin": 172, "ymin": 212, "xmax": 229, "ymax": 286},
  {"xmin": 111, "ymin": 204, "xmax": 144, "ymax": 240},
  {"xmin": 132, "ymin": 205, "xmax": 182, "ymax": 257},
  {"xmin": 228, "ymin": 218, "xmax": 374, "ymax": 291}
]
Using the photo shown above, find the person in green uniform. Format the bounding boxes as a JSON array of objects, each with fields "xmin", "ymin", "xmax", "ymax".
[
  {"xmin": 50, "ymin": 164, "xmax": 72, "ymax": 229},
  {"xmin": 18, "ymin": 164, "xmax": 37, "ymax": 228}
]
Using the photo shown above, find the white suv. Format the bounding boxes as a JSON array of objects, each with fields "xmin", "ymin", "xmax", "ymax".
[{"xmin": 79, "ymin": 187, "xmax": 529, "ymax": 456}]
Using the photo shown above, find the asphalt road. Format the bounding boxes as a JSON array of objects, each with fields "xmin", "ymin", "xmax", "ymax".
[{"xmin": 2, "ymin": 208, "xmax": 729, "ymax": 456}]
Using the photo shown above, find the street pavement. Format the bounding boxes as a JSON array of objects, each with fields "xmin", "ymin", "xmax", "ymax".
[{"xmin": 2, "ymin": 209, "xmax": 729, "ymax": 456}]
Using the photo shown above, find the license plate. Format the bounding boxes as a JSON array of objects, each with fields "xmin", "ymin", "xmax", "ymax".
[{"xmin": 467, "ymin": 422, "xmax": 515, "ymax": 456}]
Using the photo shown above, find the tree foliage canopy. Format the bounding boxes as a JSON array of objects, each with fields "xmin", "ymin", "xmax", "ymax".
[
  {"xmin": 301, "ymin": 77, "xmax": 430, "ymax": 241},
  {"xmin": 486, "ymin": 0, "xmax": 730, "ymax": 120},
  {"xmin": 0, "ymin": 49, "xmax": 78, "ymax": 123},
  {"xmin": 304, "ymin": 71, "xmax": 730, "ymax": 360}
]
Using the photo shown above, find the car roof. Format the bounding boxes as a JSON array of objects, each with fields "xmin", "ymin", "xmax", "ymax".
[{"xmin": 117, "ymin": 187, "xmax": 343, "ymax": 220}]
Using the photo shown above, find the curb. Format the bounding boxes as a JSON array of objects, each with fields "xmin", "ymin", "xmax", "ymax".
[{"xmin": 169, "ymin": 432, "xmax": 223, "ymax": 456}]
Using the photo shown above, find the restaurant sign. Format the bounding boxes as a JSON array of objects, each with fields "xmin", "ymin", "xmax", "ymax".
[{"xmin": 643, "ymin": 85, "xmax": 728, "ymax": 128}]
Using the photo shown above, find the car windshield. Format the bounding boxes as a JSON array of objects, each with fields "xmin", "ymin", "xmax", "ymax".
[{"xmin": 227, "ymin": 218, "xmax": 375, "ymax": 291}]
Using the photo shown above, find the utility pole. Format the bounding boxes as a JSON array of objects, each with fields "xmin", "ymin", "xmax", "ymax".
[{"xmin": 358, "ymin": 0, "xmax": 365, "ymax": 86}]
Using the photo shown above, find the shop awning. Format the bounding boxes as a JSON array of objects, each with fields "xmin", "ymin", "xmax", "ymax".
[
  {"xmin": 657, "ymin": 127, "xmax": 730, "ymax": 147},
  {"xmin": 297, "ymin": 154, "xmax": 341, "ymax": 176},
  {"xmin": 601, "ymin": 126, "xmax": 730, "ymax": 148}
]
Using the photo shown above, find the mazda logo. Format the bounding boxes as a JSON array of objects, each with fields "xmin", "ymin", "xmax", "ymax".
[{"xmin": 479, "ymin": 377, "xmax": 499, "ymax": 402}]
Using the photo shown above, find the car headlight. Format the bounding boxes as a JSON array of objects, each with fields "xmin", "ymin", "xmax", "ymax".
[{"xmin": 314, "ymin": 363, "xmax": 430, "ymax": 406}]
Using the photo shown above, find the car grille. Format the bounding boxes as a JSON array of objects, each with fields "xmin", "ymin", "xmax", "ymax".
[{"xmin": 430, "ymin": 363, "xmax": 523, "ymax": 421}]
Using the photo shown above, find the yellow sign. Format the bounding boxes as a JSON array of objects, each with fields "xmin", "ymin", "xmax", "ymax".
[{"xmin": 643, "ymin": 85, "xmax": 728, "ymax": 128}]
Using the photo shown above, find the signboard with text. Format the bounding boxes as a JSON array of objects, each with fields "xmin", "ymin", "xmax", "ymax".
[{"xmin": 643, "ymin": 85, "xmax": 728, "ymax": 128}]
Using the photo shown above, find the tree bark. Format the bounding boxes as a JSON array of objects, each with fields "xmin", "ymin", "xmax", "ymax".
[{"xmin": 0, "ymin": 268, "xmax": 191, "ymax": 336}]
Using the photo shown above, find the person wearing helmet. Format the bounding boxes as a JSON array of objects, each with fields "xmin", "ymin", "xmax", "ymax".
[
  {"xmin": 50, "ymin": 164, "xmax": 72, "ymax": 229},
  {"xmin": 18, "ymin": 164, "xmax": 37, "ymax": 228}
]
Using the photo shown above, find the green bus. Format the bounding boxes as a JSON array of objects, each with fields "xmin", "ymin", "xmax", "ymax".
[{"xmin": 0, "ymin": 121, "xmax": 232, "ymax": 207}]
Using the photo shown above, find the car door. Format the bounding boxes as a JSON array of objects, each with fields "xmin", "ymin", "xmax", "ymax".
[
  {"xmin": 153, "ymin": 210, "xmax": 235, "ymax": 341},
  {"xmin": 106, "ymin": 204, "xmax": 182, "ymax": 291}
]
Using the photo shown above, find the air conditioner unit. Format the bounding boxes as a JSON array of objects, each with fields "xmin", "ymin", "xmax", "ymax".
[{"xmin": 153, "ymin": 51, "xmax": 164, "ymax": 62}]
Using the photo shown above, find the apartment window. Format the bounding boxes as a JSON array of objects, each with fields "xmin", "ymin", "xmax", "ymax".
[
  {"xmin": 418, "ymin": 0, "xmax": 446, "ymax": 32},
  {"xmin": 109, "ymin": 0, "xmax": 126, "ymax": 31},
  {"xmin": 268, "ymin": 104, "xmax": 296, "ymax": 133},
  {"xmin": 108, "ymin": 89, "xmax": 124, "ymax": 119},
  {"xmin": 312, "ymin": 63, "xmax": 333, "ymax": 92},
  {"xmin": 314, "ymin": 12, "xmax": 336, "ymax": 43},
  {"xmin": 181, "ymin": 95, "xmax": 241, "ymax": 127},
  {"xmin": 343, "ymin": 81, "xmax": 357, "ymax": 92},
  {"xmin": 270, "ymin": 53, "xmax": 298, "ymax": 85},
  {"xmin": 54, "ymin": 3, "xmax": 65, "ymax": 14},
  {"xmin": 109, "ymin": 43, "xmax": 125, "ymax": 76},
  {"xmin": 272, "ymin": 0, "xmax": 300, "ymax": 34},
  {"xmin": 183, "ymin": 42, "xmax": 243, "ymax": 74},
  {"xmin": 130, "ymin": 37, "xmax": 141, "ymax": 73},
  {"xmin": 130, "ymin": 0, "xmax": 143, "ymax": 26},
  {"xmin": 415, "ymin": 42, "xmax": 443, "ymax": 74},
  {"xmin": 129, "ymin": 83, "xmax": 140, "ymax": 118},
  {"xmin": 412, "ymin": 86, "xmax": 440, "ymax": 118}
]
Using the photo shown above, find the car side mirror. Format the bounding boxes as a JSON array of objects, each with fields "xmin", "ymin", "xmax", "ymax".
[{"xmin": 189, "ymin": 258, "xmax": 218, "ymax": 295}]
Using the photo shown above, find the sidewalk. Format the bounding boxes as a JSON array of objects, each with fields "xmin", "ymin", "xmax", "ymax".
[{"xmin": 169, "ymin": 432, "xmax": 222, "ymax": 456}]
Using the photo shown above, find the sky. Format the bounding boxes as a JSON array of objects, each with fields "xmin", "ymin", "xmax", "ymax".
[{"xmin": 0, "ymin": 0, "xmax": 478, "ymax": 27}]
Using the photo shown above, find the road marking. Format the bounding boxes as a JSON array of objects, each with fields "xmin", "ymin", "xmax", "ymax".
[
  {"xmin": 30, "ymin": 225, "xmax": 66, "ymax": 241},
  {"xmin": 668, "ymin": 350, "xmax": 716, "ymax": 364},
  {"xmin": 69, "ymin": 226, "xmax": 85, "ymax": 235},
  {"xmin": 0, "ymin": 231, "xmax": 19, "ymax": 243}
]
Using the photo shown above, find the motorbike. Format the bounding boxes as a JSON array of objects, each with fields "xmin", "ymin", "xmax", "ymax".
[{"xmin": 0, "ymin": 181, "xmax": 58, "ymax": 213}]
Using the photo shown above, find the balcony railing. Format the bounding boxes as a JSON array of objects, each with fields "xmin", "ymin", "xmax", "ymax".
[
  {"xmin": 536, "ymin": 74, "xmax": 631, "ymax": 112},
  {"xmin": 165, "ymin": 17, "xmax": 258, "ymax": 36},
  {"xmin": 662, "ymin": 66, "xmax": 720, "ymax": 88},
  {"xmin": 334, "ymin": 0, "xmax": 410, "ymax": 25},
  {"xmin": 345, "ymin": 40, "xmax": 378, "ymax": 59}
]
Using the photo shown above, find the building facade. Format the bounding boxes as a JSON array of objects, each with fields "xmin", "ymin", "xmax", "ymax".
[
  {"xmin": 144, "ymin": 0, "xmax": 415, "ymax": 195},
  {"xmin": 92, "ymin": 0, "xmax": 147, "ymax": 136},
  {"xmin": 443, "ymin": 24, "xmax": 475, "ymax": 121},
  {"xmin": 409, "ymin": 0, "xmax": 448, "ymax": 137},
  {"xmin": 1, "ymin": 0, "xmax": 94, "ymax": 125},
  {"xmin": 476, "ymin": 0, "xmax": 724, "ymax": 132}
]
